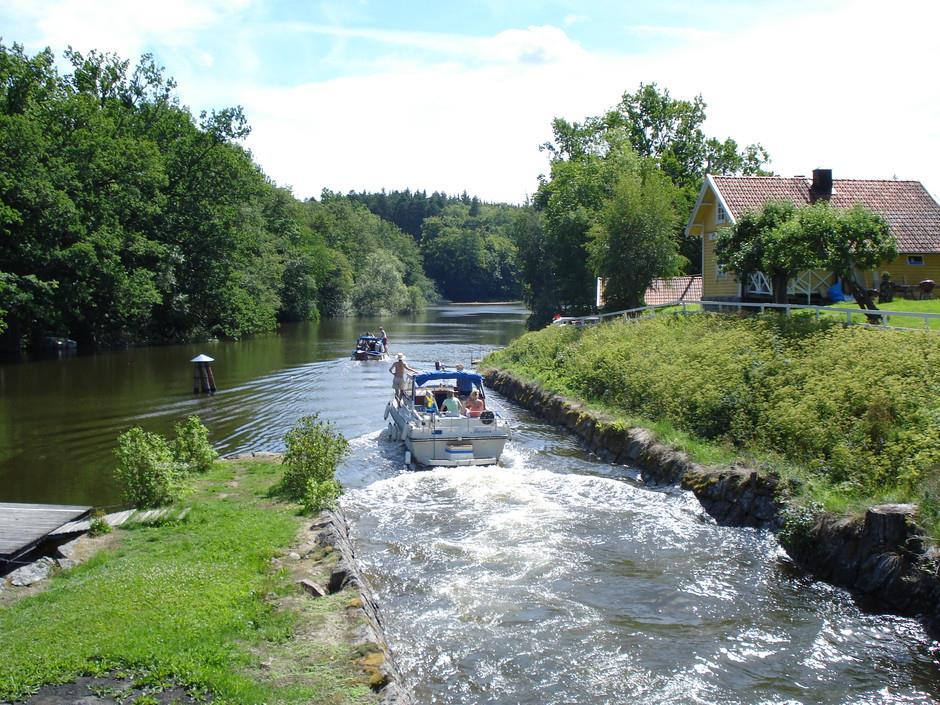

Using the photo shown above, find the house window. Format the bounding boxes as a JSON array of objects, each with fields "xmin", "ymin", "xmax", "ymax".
[
  {"xmin": 907, "ymin": 255, "xmax": 925, "ymax": 266},
  {"xmin": 715, "ymin": 262, "xmax": 727, "ymax": 280},
  {"xmin": 716, "ymin": 204, "xmax": 728, "ymax": 224},
  {"xmin": 708, "ymin": 232, "xmax": 717, "ymax": 241}
]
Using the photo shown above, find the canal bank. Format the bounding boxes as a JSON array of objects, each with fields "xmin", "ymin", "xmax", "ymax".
[
  {"xmin": 483, "ymin": 368, "xmax": 940, "ymax": 637},
  {"xmin": 0, "ymin": 455, "xmax": 410, "ymax": 705}
]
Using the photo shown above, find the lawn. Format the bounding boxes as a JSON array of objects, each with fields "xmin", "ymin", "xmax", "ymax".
[
  {"xmin": 831, "ymin": 297, "xmax": 940, "ymax": 330},
  {"xmin": 0, "ymin": 457, "xmax": 377, "ymax": 705}
]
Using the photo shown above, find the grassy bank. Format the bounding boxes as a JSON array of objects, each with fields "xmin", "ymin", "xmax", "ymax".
[
  {"xmin": 0, "ymin": 457, "xmax": 377, "ymax": 705},
  {"xmin": 484, "ymin": 313, "xmax": 940, "ymax": 536}
]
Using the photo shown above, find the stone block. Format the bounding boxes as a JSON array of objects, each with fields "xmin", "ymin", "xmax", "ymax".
[{"xmin": 299, "ymin": 578, "xmax": 327, "ymax": 597}]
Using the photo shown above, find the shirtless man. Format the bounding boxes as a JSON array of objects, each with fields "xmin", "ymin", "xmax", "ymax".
[
  {"xmin": 464, "ymin": 389, "xmax": 485, "ymax": 417},
  {"xmin": 389, "ymin": 353, "xmax": 417, "ymax": 405}
]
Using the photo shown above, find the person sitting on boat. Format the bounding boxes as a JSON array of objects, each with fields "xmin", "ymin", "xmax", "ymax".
[
  {"xmin": 441, "ymin": 390, "xmax": 461, "ymax": 416},
  {"xmin": 424, "ymin": 391, "xmax": 439, "ymax": 415},
  {"xmin": 389, "ymin": 354, "xmax": 417, "ymax": 405},
  {"xmin": 465, "ymin": 389, "xmax": 485, "ymax": 418}
]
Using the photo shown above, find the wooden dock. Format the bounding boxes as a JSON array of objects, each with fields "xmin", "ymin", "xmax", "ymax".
[{"xmin": 0, "ymin": 502, "xmax": 92, "ymax": 561}]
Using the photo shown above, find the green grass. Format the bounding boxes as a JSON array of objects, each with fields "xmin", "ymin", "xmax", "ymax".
[
  {"xmin": 831, "ymin": 297, "xmax": 940, "ymax": 330},
  {"xmin": 0, "ymin": 459, "xmax": 374, "ymax": 704}
]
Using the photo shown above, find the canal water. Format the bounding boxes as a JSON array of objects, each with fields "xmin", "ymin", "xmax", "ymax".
[{"xmin": 1, "ymin": 304, "xmax": 938, "ymax": 703}]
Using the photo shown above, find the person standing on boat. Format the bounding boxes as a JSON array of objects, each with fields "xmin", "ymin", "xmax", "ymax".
[
  {"xmin": 379, "ymin": 327, "xmax": 389, "ymax": 353},
  {"xmin": 454, "ymin": 363, "xmax": 474, "ymax": 399},
  {"xmin": 389, "ymin": 353, "xmax": 417, "ymax": 405}
]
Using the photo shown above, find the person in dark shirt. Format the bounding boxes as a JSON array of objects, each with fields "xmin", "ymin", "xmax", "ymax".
[{"xmin": 455, "ymin": 363, "xmax": 474, "ymax": 399}]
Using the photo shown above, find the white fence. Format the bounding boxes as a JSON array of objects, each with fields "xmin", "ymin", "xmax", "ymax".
[{"xmin": 570, "ymin": 300, "xmax": 940, "ymax": 332}]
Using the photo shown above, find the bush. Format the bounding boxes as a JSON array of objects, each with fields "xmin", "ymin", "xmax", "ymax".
[
  {"xmin": 277, "ymin": 414, "xmax": 349, "ymax": 513},
  {"xmin": 115, "ymin": 428, "xmax": 179, "ymax": 508},
  {"xmin": 485, "ymin": 312, "xmax": 940, "ymax": 523},
  {"xmin": 173, "ymin": 415, "xmax": 218, "ymax": 474},
  {"xmin": 88, "ymin": 510, "xmax": 112, "ymax": 537},
  {"xmin": 303, "ymin": 479, "xmax": 343, "ymax": 514}
]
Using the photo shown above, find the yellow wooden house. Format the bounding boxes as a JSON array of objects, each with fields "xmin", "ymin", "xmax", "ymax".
[{"xmin": 686, "ymin": 169, "xmax": 940, "ymax": 302}]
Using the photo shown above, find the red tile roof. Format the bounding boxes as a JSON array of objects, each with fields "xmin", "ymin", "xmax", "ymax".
[
  {"xmin": 710, "ymin": 176, "xmax": 940, "ymax": 253},
  {"xmin": 644, "ymin": 275, "xmax": 702, "ymax": 305}
]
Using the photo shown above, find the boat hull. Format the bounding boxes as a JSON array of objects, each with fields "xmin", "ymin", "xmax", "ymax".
[
  {"xmin": 385, "ymin": 402, "xmax": 510, "ymax": 467},
  {"xmin": 352, "ymin": 351, "xmax": 388, "ymax": 361}
]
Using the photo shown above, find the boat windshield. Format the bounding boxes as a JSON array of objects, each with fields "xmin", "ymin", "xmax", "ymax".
[{"xmin": 413, "ymin": 370, "xmax": 484, "ymax": 388}]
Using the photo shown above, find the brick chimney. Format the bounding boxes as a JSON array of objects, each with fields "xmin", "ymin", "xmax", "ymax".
[{"xmin": 811, "ymin": 168, "xmax": 833, "ymax": 202}]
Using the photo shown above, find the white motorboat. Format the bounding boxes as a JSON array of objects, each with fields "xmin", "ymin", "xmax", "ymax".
[{"xmin": 384, "ymin": 370, "xmax": 512, "ymax": 467}]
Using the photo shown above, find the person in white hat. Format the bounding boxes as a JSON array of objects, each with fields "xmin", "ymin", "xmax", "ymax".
[{"xmin": 389, "ymin": 353, "xmax": 417, "ymax": 405}]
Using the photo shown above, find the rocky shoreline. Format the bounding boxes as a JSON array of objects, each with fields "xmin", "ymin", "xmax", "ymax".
[
  {"xmin": 483, "ymin": 368, "xmax": 940, "ymax": 636},
  {"xmin": 311, "ymin": 509, "xmax": 413, "ymax": 705}
]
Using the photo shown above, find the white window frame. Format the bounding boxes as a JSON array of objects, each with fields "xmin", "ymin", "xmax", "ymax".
[
  {"xmin": 907, "ymin": 255, "xmax": 925, "ymax": 266},
  {"xmin": 716, "ymin": 204, "xmax": 728, "ymax": 224}
]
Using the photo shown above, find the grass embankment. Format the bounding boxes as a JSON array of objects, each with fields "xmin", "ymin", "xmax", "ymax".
[
  {"xmin": 0, "ymin": 457, "xmax": 376, "ymax": 705},
  {"xmin": 484, "ymin": 313, "xmax": 940, "ymax": 536}
]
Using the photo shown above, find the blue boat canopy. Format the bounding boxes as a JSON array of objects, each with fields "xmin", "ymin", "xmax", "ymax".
[
  {"xmin": 414, "ymin": 370, "xmax": 484, "ymax": 387},
  {"xmin": 357, "ymin": 336, "xmax": 382, "ymax": 342}
]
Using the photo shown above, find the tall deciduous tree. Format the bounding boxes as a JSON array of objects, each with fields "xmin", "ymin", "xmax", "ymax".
[
  {"xmin": 587, "ymin": 168, "xmax": 683, "ymax": 311},
  {"xmin": 606, "ymin": 83, "xmax": 770, "ymax": 270}
]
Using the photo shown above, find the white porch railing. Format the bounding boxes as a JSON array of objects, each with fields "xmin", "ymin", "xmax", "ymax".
[
  {"xmin": 746, "ymin": 271, "xmax": 831, "ymax": 303},
  {"xmin": 576, "ymin": 300, "xmax": 940, "ymax": 332}
]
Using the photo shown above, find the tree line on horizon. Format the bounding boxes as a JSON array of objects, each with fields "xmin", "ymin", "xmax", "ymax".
[
  {"xmin": 0, "ymin": 40, "xmax": 781, "ymax": 349},
  {"xmin": 0, "ymin": 42, "xmax": 435, "ymax": 351}
]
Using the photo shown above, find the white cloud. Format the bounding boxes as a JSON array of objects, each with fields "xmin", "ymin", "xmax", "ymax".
[
  {"xmin": 12, "ymin": 0, "xmax": 248, "ymax": 57},
  {"xmin": 278, "ymin": 23, "xmax": 585, "ymax": 66},
  {"xmin": 6, "ymin": 1, "xmax": 940, "ymax": 203},
  {"xmin": 628, "ymin": 25, "xmax": 720, "ymax": 42},
  {"xmin": 239, "ymin": 2, "xmax": 940, "ymax": 203},
  {"xmin": 237, "ymin": 29, "xmax": 613, "ymax": 203}
]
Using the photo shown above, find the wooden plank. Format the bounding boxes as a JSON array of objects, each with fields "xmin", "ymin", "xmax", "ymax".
[
  {"xmin": 0, "ymin": 503, "xmax": 91, "ymax": 558},
  {"xmin": 50, "ymin": 509, "xmax": 139, "ymax": 536}
]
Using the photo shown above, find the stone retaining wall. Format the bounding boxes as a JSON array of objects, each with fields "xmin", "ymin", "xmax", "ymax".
[
  {"xmin": 484, "ymin": 368, "xmax": 940, "ymax": 636},
  {"xmin": 314, "ymin": 510, "xmax": 413, "ymax": 705}
]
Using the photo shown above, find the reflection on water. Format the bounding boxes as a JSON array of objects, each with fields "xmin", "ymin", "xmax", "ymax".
[
  {"xmin": 0, "ymin": 304, "xmax": 527, "ymax": 505},
  {"xmin": 2, "ymin": 303, "xmax": 937, "ymax": 702}
]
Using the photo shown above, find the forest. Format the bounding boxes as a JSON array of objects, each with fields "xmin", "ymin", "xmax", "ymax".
[
  {"xmin": 1, "ymin": 41, "xmax": 770, "ymax": 349},
  {"xmin": 0, "ymin": 43, "xmax": 433, "ymax": 350}
]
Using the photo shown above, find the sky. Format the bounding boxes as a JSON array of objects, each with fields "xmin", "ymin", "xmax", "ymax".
[{"xmin": 2, "ymin": 0, "xmax": 939, "ymax": 204}]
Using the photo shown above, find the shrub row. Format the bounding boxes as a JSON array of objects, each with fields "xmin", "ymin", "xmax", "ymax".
[{"xmin": 487, "ymin": 313, "xmax": 940, "ymax": 513}]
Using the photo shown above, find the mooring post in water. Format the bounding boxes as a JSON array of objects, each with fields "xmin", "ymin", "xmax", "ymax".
[{"xmin": 191, "ymin": 354, "xmax": 217, "ymax": 394}]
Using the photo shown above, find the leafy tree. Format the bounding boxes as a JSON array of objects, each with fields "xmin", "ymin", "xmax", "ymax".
[
  {"xmin": 528, "ymin": 136, "xmax": 638, "ymax": 322},
  {"xmin": 587, "ymin": 168, "xmax": 683, "ymax": 310},
  {"xmin": 0, "ymin": 42, "xmax": 365, "ymax": 350},
  {"xmin": 607, "ymin": 83, "xmax": 770, "ymax": 272},
  {"xmin": 520, "ymin": 84, "xmax": 770, "ymax": 328},
  {"xmin": 510, "ymin": 207, "xmax": 556, "ymax": 322},
  {"xmin": 420, "ymin": 203, "xmax": 521, "ymax": 301},
  {"xmin": 350, "ymin": 251, "xmax": 413, "ymax": 315},
  {"xmin": 816, "ymin": 204, "xmax": 898, "ymax": 309},
  {"xmin": 715, "ymin": 201, "xmax": 802, "ymax": 304},
  {"xmin": 715, "ymin": 201, "xmax": 896, "ymax": 308}
]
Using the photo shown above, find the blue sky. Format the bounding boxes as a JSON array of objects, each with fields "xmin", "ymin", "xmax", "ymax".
[{"xmin": 2, "ymin": 0, "xmax": 938, "ymax": 203}]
